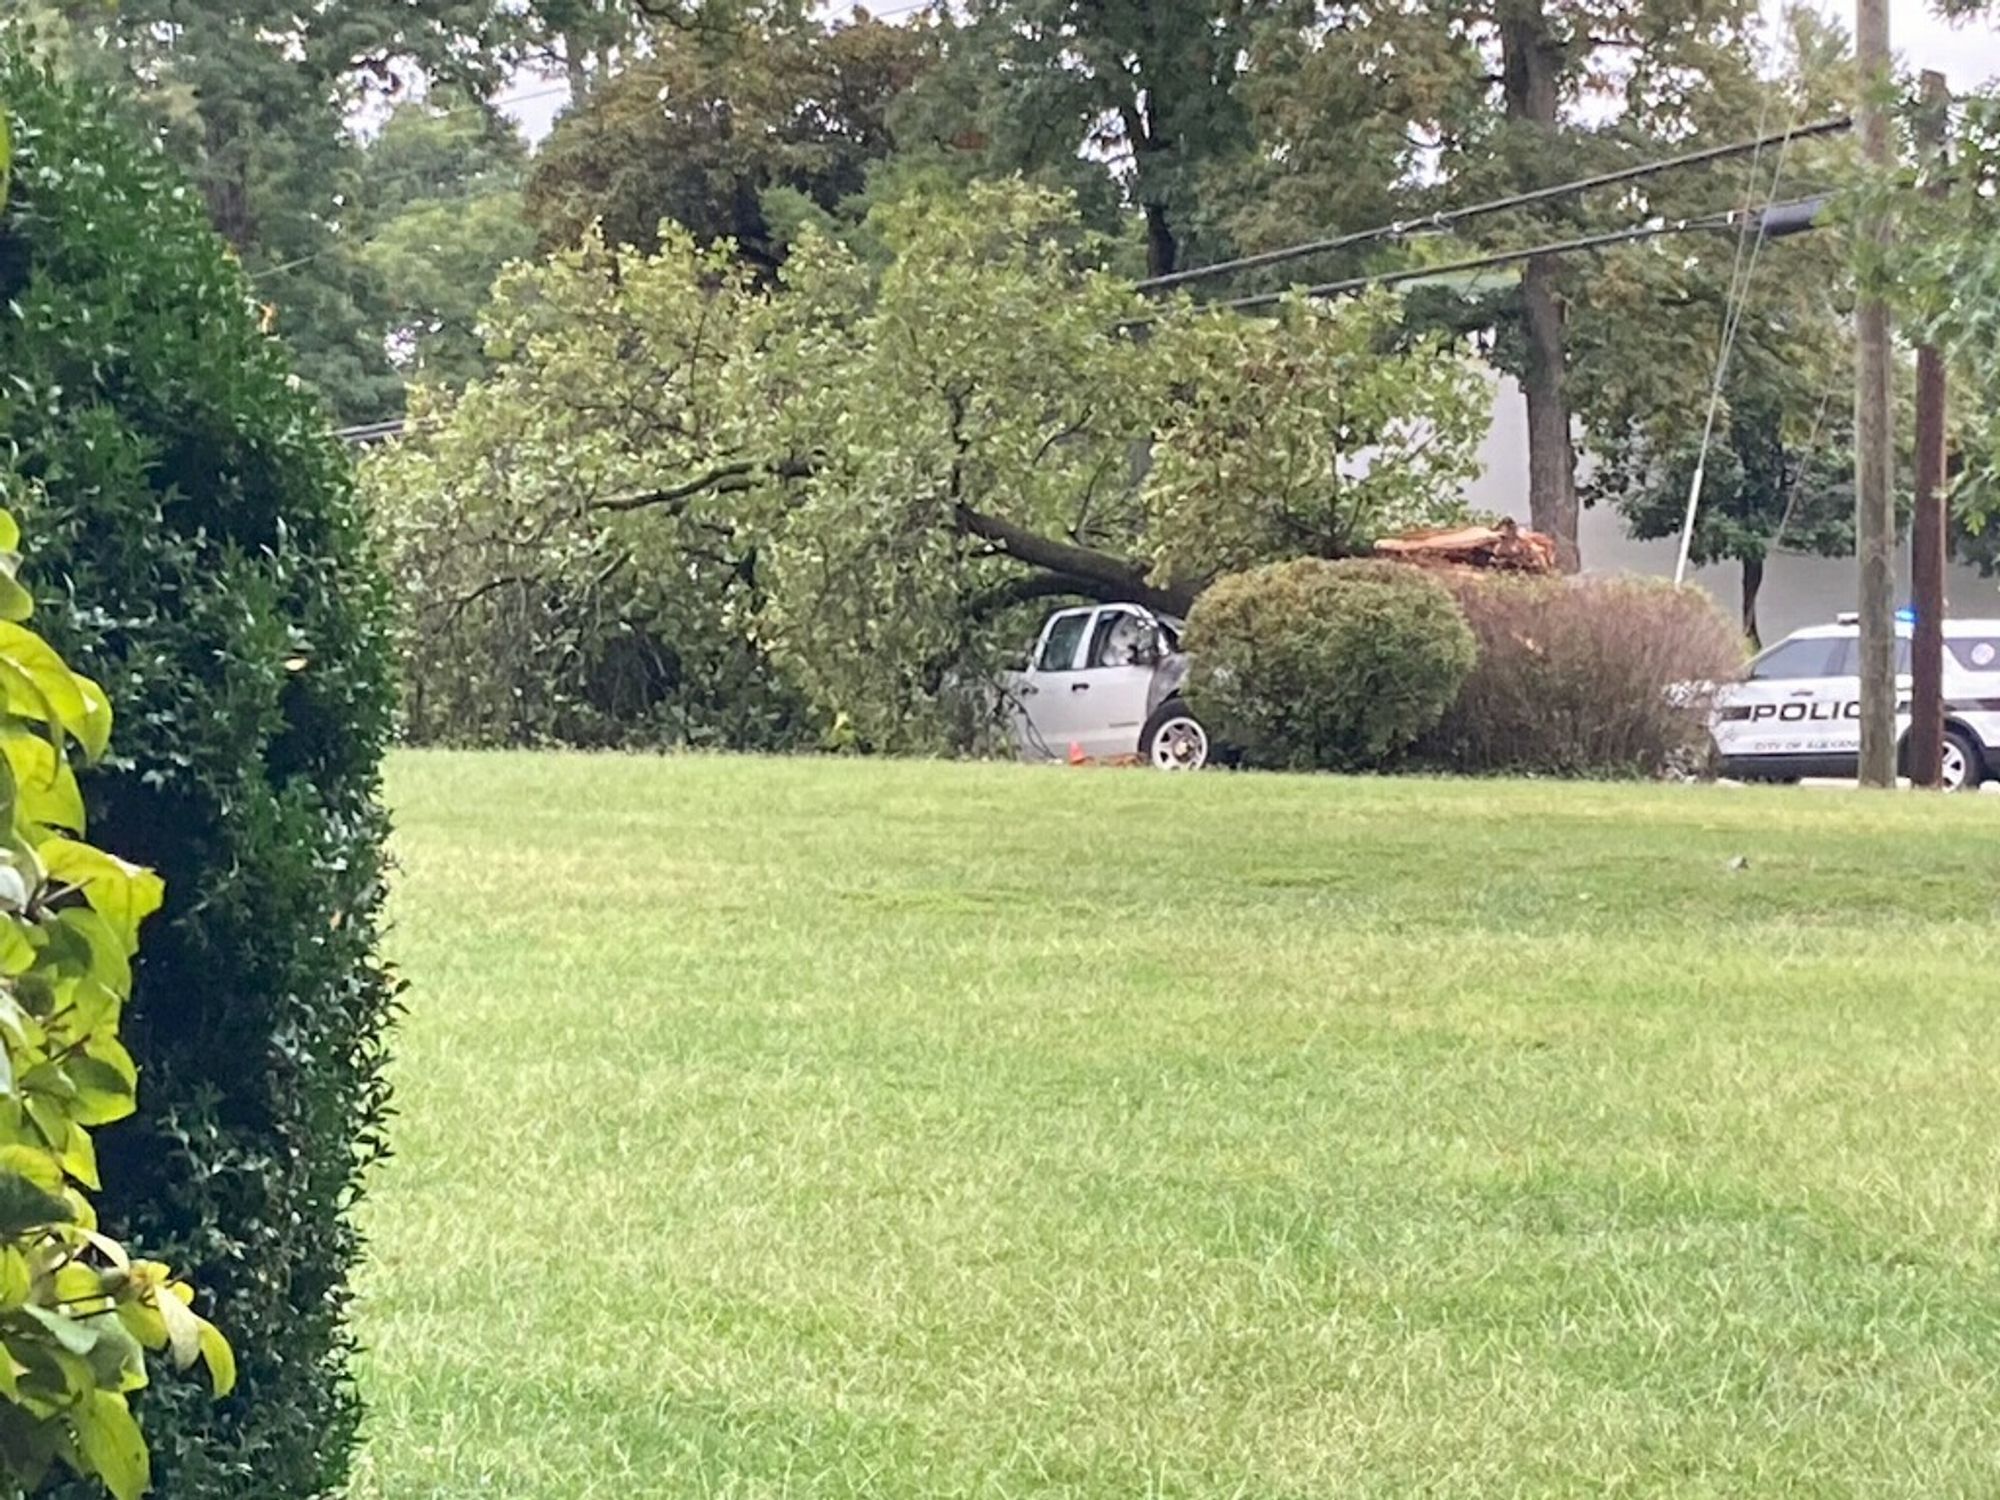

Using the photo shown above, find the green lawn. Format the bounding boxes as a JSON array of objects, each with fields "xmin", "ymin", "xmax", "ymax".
[{"xmin": 355, "ymin": 751, "xmax": 2000, "ymax": 1499}]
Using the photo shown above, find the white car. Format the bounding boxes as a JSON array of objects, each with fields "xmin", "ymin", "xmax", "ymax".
[
  {"xmin": 1003, "ymin": 603, "xmax": 1212, "ymax": 769},
  {"xmin": 1711, "ymin": 615, "xmax": 2000, "ymax": 791}
]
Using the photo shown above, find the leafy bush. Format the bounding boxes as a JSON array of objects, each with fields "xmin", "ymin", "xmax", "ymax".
[
  {"xmin": 1185, "ymin": 558, "xmax": 1477, "ymax": 770},
  {"xmin": 1417, "ymin": 573, "xmax": 1746, "ymax": 777},
  {"xmin": 0, "ymin": 509, "xmax": 233, "ymax": 1500},
  {"xmin": 0, "ymin": 57, "xmax": 396, "ymax": 1499}
]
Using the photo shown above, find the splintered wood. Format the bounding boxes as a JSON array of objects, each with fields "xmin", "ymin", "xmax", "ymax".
[{"xmin": 1372, "ymin": 519, "xmax": 1559, "ymax": 575}]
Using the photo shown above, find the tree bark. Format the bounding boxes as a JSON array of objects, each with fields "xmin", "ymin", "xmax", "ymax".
[
  {"xmin": 954, "ymin": 504, "xmax": 1200, "ymax": 617},
  {"xmin": 1854, "ymin": 0, "xmax": 1896, "ymax": 788},
  {"xmin": 1741, "ymin": 553, "xmax": 1763, "ymax": 648},
  {"xmin": 1498, "ymin": 0, "xmax": 1580, "ymax": 572},
  {"xmin": 1142, "ymin": 201, "xmax": 1179, "ymax": 281},
  {"xmin": 1519, "ymin": 257, "xmax": 1579, "ymax": 570},
  {"xmin": 1909, "ymin": 70, "xmax": 1950, "ymax": 790}
]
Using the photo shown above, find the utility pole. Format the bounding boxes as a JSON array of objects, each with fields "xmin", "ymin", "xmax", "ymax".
[
  {"xmin": 1911, "ymin": 70, "xmax": 1950, "ymax": 789},
  {"xmin": 1855, "ymin": 0, "xmax": 1897, "ymax": 789}
]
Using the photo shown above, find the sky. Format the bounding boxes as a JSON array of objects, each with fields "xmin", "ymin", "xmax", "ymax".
[{"xmin": 496, "ymin": 0, "xmax": 2000, "ymax": 142}]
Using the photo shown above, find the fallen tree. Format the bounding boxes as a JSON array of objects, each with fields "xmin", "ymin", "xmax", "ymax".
[{"xmin": 366, "ymin": 182, "xmax": 1490, "ymax": 751}]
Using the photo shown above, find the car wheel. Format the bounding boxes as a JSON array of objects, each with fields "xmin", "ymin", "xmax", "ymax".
[
  {"xmin": 1941, "ymin": 728, "xmax": 1985, "ymax": 793},
  {"xmin": 1142, "ymin": 700, "xmax": 1209, "ymax": 771}
]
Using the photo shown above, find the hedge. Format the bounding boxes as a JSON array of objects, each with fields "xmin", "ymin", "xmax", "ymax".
[
  {"xmin": 1416, "ymin": 573, "xmax": 1745, "ymax": 778},
  {"xmin": 1185, "ymin": 558, "xmax": 1476, "ymax": 771},
  {"xmin": 0, "ymin": 55, "xmax": 397, "ymax": 1500}
]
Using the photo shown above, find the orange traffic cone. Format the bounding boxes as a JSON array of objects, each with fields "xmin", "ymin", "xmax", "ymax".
[{"xmin": 1068, "ymin": 741, "xmax": 1089, "ymax": 766}]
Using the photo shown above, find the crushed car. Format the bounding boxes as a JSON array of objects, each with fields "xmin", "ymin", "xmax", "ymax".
[{"xmin": 1002, "ymin": 604, "xmax": 1209, "ymax": 768}]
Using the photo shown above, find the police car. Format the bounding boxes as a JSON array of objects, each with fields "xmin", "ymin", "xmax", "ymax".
[{"xmin": 1710, "ymin": 614, "xmax": 2000, "ymax": 791}]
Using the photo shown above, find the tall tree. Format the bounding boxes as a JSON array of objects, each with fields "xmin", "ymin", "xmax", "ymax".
[
  {"xmin": 1228, "ymin": 0, "xmax": 1768, "ymax": 568},
  {"xmin": 17, "ymin": 0, "xmax": 520, "ymax": 420},
  {"xmin": 913, "ymin": 0, "xmax": 1291, "ymax": 279},
  {"xmin": 352, "ymin": 95, "xmax": 536, "ymax": 389},
  {"xmin": 525, "ymin": 9, "xmax": 935, "ymax": 268},
  {"xmin": 1570, "ymin": 7, "xmax": 1861, "ymax": 641}
]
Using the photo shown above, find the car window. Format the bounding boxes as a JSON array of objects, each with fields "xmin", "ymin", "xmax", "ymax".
[
  {"xmin": 1750, "ymin": 637, "xmax": 1843, "ymax": 680},
  {"xmin": 1087, "ymin": 610, "xmax": 1149, "ymax": 669},
  {"xmin": 1948, "ymin": 637, "xmax": 2000, "ymax": 672},
  {"xmin": 1035, "ymin": 613, "xmax": 1091, "ymax": 672},
  {"xmin": 1826, "ymin": 638, "xmax": 1911, "ymax": 676}
]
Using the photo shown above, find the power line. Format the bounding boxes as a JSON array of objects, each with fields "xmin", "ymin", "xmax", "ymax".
[
  {"xmin": 1135, "ymin": 114, "xmax": 1853, "ymax": 295},
  {"xmin": 1193, "ymin": 206, "xmax": 1808, "ymax": 318}
]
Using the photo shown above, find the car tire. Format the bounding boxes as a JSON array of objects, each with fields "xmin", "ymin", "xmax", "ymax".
[
  {"xmin": 1942, "ymin": 728, "xmax": 1986, "ymax": 793},
  {"xmin": 1141, "ymin": 699, "xmax": 1209, "ymax": 771}
]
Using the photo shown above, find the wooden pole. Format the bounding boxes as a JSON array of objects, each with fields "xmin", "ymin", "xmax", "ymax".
[
  {"xmin": 1855, "ymin": 0, "xmax": 1897, "ymax": 788},
  {"xmin": 1910, "ymin": 70, "xmax": 1950, "ymax": 789}
]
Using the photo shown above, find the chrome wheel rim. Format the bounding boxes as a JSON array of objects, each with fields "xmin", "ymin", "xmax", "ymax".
[{"xmin": 1151, "ymin": 717, "xmax": 1208, "ymax": 771}]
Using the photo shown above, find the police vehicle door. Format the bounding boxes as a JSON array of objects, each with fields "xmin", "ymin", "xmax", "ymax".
[{"xmin": 1715, "ymin": 635, "xmax": 1853, "ymax": 763}]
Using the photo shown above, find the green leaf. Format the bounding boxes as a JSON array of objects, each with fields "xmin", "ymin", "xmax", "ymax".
[
  {"xmin": 0, "ymin": 917, "xmax": 35, "ymax": 977},
  {"xmin": 36, "ymin": 841, "xmax": 163, "ymax": 952},
  {"xmin": 113, "ymin": 1300, "xmax": 166, "ymax": 1354},
  {"xmin": 71, "ymin": 1389, "xmax": 147, "ymax": 1500},
  {"xmin": 196, "ymin": 1316, "xmax": 235, "ymax": 1399},
  {"xmin": 52, "ymin": 1262, "xmax": 105, "ymax": 1306},
  {"xmin": 65, "ymin": 1058, "xmax": 136, "ymax": 1129},
  {"xmin": 24, "ymin": 1094, "xmax": 68, "ymax": 1157},
  {"xmin": 59, "ymin": 1121, "xmax": 97, "ymax": 1192},
  {"xmin": 0, "ymin": 1163, "xmax": 71, "ymax": 1236},
  {"xmin": 54, "ymin": 907, "xmax": 132, "ymax": 1006},
  {"xmin": 79, "ymin": 1037, "xmax": 135, "ymax": 1091},
  {"xmin": 0, "ymin": 1145, "xmax": 58, "ymax": 1194},
  {"xmin": 0, "ymin": 575, "xmax": 33, "ymax": 625},
  {"xmin": 0, "ymin": 624, "xmax": 87, "ymax": 744},
  {"xmin": 0, "ymin": 1247, "xmax": 29, "ymax": 1310},
  {"xmin": 0, "ymin": 513, "xmax": 20, "ymax": 556},
  {"xmin": 80, "ymin": 1313, "xmax": 145, "ymax": 1393},
  {"xmin": 0, "ymin": 725, "xmax": 86, "ymax": 834},
  {"xmin": 22, "ymin": 1304, "xmax": 100, "ymax": 1360},
  {"xmin": 154, "ymin": 1283, "xmax": 200, "ymax": 1372},
  {"xmin": 70, "ymin": 676, "xmax": 111, "ymax": 764}
]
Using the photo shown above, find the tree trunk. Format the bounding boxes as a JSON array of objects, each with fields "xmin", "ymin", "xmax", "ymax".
[
  {"xmin": 1142, "ymin": 201, "xmax": 1179, "ymax": 281},
  {"xmin": 1741, "ymin": 553, "xmax": 1763, "ymax": 648},
  {"xmin": 1498, "ymin": 0, "xmax": 1580, "ymax": 571},
  {"xmin": 1519, "ymin": 257, "xmax": 1578, "ymax": 570}
]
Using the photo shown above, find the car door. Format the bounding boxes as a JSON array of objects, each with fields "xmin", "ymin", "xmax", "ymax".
[
  {"xmin": 1008, "ymin": 609, "xmax": 1094, "ymax": 759},
  {"xmin": 1011, "ymin": 606, "xmax": 1161, "ymax": 760},
  {"xmin": 1065, "ymin": 607, "xmax": 1165, "ymax": 759},
  {"xmin": 1944, "ymin": 632, "xmax": 2000, "ymax": 759},
  {"xmin": 1712, "ymin": 634, "xmax": 1852, "ymax": 769}
]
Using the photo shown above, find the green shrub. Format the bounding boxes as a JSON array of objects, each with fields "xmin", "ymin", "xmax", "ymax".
[
  {"xmin": 0, "ymin": 57, "xmax": 396, "ymax": 1500},
  {"xmin": 1185, "ymin": 558, "xmax": 1476, "ymax": 770},
  {"xmin": 1417, "ymin": 573, "xmax": 1746, "ymax": 777},
  {"xmin": 0, "ymin": 508, "xmax": 234, "ymax": 1500}
]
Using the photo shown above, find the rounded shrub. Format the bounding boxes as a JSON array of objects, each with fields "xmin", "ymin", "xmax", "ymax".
[
  {"xmin": 1416, "ymin": 573, "xmax": 1746, "ymax": 777},
  {"xmin": 1185, "ymin": 558, "xmax": 1477, "ymax": 770},
  {"xmin": 0, "ymin": 57, "xmax": 395, "ymax": 1500}
]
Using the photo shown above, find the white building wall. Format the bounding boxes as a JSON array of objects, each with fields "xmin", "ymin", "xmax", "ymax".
[{"xmin": 1466, "ymin": 376, "xmax": 2000, "ymax": 642}]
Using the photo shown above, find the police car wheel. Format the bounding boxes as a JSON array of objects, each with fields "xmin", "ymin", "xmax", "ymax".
[{"xmin": 1941, "ymin": 729, "xmax": 1984, "ymax": 793}]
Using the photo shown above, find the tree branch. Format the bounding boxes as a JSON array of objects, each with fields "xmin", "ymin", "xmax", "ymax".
[
  {"xmin": 591, "ymin": 455, "xmax": 814, "ymax": 515},
  {"xmin": 954, "ymin": 504, "xmax": 1200, "ymax": 616}
]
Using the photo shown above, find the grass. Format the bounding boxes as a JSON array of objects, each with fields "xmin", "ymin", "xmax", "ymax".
[{"xmin": 355, "ymin": 751, "xmax": 2000, "ymax": 1499}]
